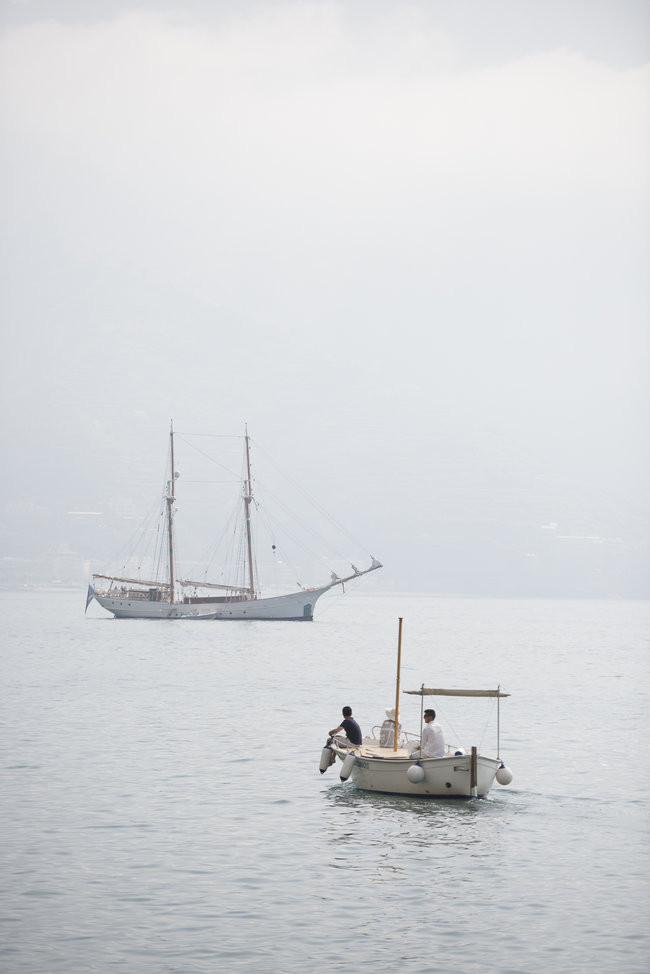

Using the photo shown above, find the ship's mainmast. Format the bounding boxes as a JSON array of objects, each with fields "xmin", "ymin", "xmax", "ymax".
[
  {"xmin": 166, "ymin": 422, "xmax": 176, "ymax": 604},
  {"xmin": 243, "ymin": 426, "xmax": 257, "ymax": 598}
]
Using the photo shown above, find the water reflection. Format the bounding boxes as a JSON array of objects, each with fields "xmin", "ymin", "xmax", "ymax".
[
  {"xmin": 319, "ymin": 783, "xmax": 509, "ymax": 868},
  {"xmin": 324, "ymin": 783, "xmax": 485, "ymax": 819}
]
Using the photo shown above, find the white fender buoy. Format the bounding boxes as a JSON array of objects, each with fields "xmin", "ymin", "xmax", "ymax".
[
  {"xmin": 496, "ymin": 764, "xmax": 513, "ymax": 786},
  {"xmin": 319, "ymin": 746, "xmax": 333, "ymax": 774},
  {"xmin": 407, "ymin": 763, "xmax": 425, "ymax": 784},
  {"xmin": 339, "ymin": 752, "xmax": 356, "ymax": 782}
]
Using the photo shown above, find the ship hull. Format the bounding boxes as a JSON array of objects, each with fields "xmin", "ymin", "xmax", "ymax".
[
  {"xmin": 94, "ymin": 585, "xmax": 333, "ymax": 621},
  {"xmin": 209, "ymin": 586, "xmax": 331, "ymax": 620},
  {"xmin": 94, "ymin": 596, "xmax": 218, "ymax": 619}
]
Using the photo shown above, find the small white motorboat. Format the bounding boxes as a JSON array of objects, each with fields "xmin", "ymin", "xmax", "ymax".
[{"xmin": 319, "ymin": 618, "xmax": 513, "ymax": 798}]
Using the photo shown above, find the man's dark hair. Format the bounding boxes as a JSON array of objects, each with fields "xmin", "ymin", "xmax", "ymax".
[
  {"xmin": 424, "ymin": 708, "xmax": 436, "ymax": 719},
  {"xmin": 342, "ymin": 706, "xmax": 352, "ymax": 717}
]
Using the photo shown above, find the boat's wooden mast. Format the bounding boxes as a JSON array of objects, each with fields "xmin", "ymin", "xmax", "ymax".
[
  {"xmin": 167, "ymin": 421, "xmax": 176, "ymax": 604},
  {"xmin": 394, "ymin": 617, "xmax": 403, "ymax": 752},
  {"xmin": 243, "ymin": 425, "xmax": 256, "ymax": 598}
]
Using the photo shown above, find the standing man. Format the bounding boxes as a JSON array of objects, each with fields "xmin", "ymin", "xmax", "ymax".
[
  {"xmin": 413, "ymin": 708, "xmax": 445, "ymax": 758},
  {"xmin": 328, "ymin": 706, "xmax": 362, "ymax": 746}
]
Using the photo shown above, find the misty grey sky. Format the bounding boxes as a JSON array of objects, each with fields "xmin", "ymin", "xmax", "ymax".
[{"xmin": 1, "ymin": 0, "xmax": 648, "ymax": 597}]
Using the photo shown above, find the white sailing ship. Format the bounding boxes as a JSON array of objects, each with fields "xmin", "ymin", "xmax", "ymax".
[
  {"xmin": 86, "ymin": 425, "xmax": 381, "ymax": 620},
  {"xmin": 320, "ymin": 619, "xmax": 513, "ymax": 798}
]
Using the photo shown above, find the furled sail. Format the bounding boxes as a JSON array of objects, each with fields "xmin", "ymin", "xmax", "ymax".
[
  {"xmin": 92, "ymin": 574, "xmax": 170, "ymax": 588},
  {"xmin": 179, "ymin": 580, "xmax": 253, "ymax": 593}
]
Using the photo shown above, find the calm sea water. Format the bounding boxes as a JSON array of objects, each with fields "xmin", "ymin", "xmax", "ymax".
[{"xmin": 1, "ymin": 590, "xmax": 648, "ymax": 973}]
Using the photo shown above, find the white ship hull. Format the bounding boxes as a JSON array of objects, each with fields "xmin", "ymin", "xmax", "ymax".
[
  {"xmin": 94, "ymin": 595, "xmax": 218, "ymax": 619},
  {"xmin": 207, "ymin": 585, "xmax": 332, "ymax": 620},
  {"xmin": 95, "ymin": 584, "xmax": 333, "ymax": 621}
]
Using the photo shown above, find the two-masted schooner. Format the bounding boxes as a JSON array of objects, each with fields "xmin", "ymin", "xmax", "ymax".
[{"xmin": 86, "ymin": 425, "xmax": 381, "ymax": 620}]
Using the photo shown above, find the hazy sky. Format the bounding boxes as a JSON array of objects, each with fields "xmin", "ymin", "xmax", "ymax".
[{"xmin": 1, "ymin": 0, "xmax": 648, "ymax": 596}]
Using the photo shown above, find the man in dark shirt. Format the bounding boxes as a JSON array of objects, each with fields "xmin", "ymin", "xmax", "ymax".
[{"xmin": 328, "ymin": 706, "xmax": 362, "ymax": 746}]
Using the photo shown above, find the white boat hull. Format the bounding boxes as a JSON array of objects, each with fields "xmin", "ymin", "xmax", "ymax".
[
  {"xmin": 330, "ymin": 742, "xmax": 501, "ymax": 798},
  {"xmin": 350, "ymin": 753, "xmax": 500, "ymax": 798},
  {"xmin": 94, "ymin": 584, "xmax": 333, "ymax": 621}
]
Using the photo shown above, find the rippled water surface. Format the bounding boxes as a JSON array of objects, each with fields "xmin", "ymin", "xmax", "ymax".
[{"xmin": 1, "ymin": 591, "xmax": 649, "ymax": 973}]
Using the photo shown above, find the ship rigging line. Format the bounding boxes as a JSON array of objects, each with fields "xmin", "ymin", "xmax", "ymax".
[
  {"xmin": 169, "ymin": 430, "xmax": 373, "ymax": 581},
  {"xmin": 249, "ymin": 478, "xmax": 352, "ymax": 565},
  {"xmin": 250, "ymin": 438, "xmax": 374, "ymax": 558},
  {"xmin": 175, "ymin": 432, "xmax": 243, "ymax": 438},
  {"xmin": 255, "ymin": 506, "xmax": 328, "ymax": 583},
  {"xmin": 174, "ymin": 433, "xmax": 242, "ymax": 479},
  {"xmin": 109, "ymin": 500, "xmax": 155, "ymax": 569},
  {"xmin": 178, "ymin": 430, "xmax": 358, "ymax": 565}
]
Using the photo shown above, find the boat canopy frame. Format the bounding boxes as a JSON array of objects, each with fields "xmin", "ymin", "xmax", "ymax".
[{"xmin": 404, "ymin": 684, "xmax": 509, "ymax": 761}]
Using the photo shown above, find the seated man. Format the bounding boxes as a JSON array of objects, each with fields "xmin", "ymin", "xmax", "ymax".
[
  {"xmin": 412, "ymin": 708, "xmax": 445, "ymax": 758},
  {"xmin": 379, "ymin": 707, "xmax": 402, "ymax": 747},
  {"xmin": 328, "ymin": 706, "xmax": 362, "ymax": 746}
]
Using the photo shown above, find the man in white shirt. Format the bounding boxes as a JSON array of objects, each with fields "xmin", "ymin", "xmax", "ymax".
[{"xmin": 413, "ymin": 708, "xmax": 445, "ymax": 758}]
